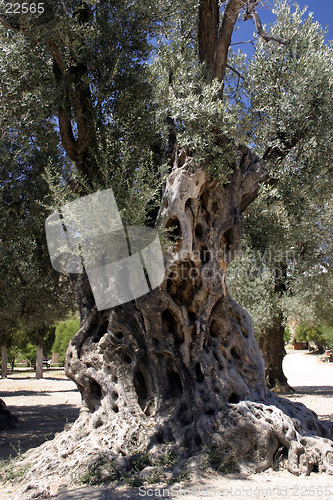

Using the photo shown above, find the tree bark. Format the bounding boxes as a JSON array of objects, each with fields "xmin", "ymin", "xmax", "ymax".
[
  {"xmin": 199, "ymin": 0, "xmax": 219, "ymax": 72},
  {"xmin": 35, "ymin": 336, "xmax": 43, "ymax": 380},
  {"xmin": 212, "ymin": 0, "xmax": 243, "ymax": 83},
  {"xmin": 1, "ymin": 343, "xmax": 7, "ymax": 379},
  {"xmin": 258, "ymin": 315, "xmax": 292, "ymax": 392},
  {"xmin": 61, "ymin": 148, "xmax": 331, "ymax": 474},
  {"xmin": 66, "ymin": 144, "xmax": 269, "ymax": 420}
]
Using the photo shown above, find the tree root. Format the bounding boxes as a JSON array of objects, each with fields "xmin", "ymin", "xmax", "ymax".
[{"xmin": 1, "ymin": 393, "xmax": 332, "ymax": 499}]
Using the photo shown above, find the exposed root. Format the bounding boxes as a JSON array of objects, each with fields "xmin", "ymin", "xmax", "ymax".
[{"xmin": 1, "ymin": 394, "xmax": 331, "ymax": 499}]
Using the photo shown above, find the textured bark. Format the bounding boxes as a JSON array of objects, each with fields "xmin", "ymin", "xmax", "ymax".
[
  {"xmin": 10, "ymin": 147, "xmax": 333, "ymax": 498},
  {"xmin": 65, "ymin": 145, "xmax": 269, "ymax": 422},
  {"xmin": 49, "ymin": 41, "xmax": 99, "ymax": 180},
  {"xmin": 199, "ymin": 0, "xmax": 219, "ymax": 71},
  {"xmin": 212, "ymin": 0, "xmax": 243, "ymax": 82},
  {"xmin": 1, "ymin": 343, "xmax": 7, "ymax": 379}
]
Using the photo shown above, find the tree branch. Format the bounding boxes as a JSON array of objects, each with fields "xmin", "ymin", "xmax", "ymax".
[
  {"xmin": 226, "ymin": 63, "xmax": 244, "ymax": 79},
  {"xmin": 244, "ymin": 2, "xmax": 290, "ymax": 46},
  {"xmin": 212, "ymin": 0, "xmax": 244, "ymax": 83},
  {"xmin": 70, "ymin": 64, "xmax": 99, "ymax": 178},
  {"xmin": 198, "ymin": 0, "xmax": 290, "ymax": 92},
  {"xmin": 48, "ymin": 42, "xmax": 98, "ymax": 177},
  {"xmin": 46, "ymin": 40, "xmax": 66, "ymax": 73},
  {"xmin": 52, "ymin": 58, "xmax": 78, "ymax": 164},
  {"xmin": 0, "ymin": 15, "xmax": 21, "ymax": 32}
]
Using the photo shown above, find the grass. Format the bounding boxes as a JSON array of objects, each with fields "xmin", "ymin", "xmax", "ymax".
[
  {"xmin": 76, "ymin": 445, "xmax": 238, "ymax": 489},
  {"xmin": 75, "ymin": 448, "xmax": 183, "ymax": 488},
  {"xmin": 204, "ymin": 447, "xmax": 238, "ymax": 474},
  {"xmin": 0, "ymin": 441, "xmax": 32, "ymax": 481},
  {"xmin": 78, "ymin": 456, "xmax": 122, "ymax": 486}
]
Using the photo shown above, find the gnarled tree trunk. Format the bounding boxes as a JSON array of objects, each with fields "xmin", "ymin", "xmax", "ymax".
[{"xmin": 12, "ymin": 147, "xmax": 333, "ymax": 498}]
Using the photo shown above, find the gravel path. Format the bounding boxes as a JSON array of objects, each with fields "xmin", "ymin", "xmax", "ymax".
[
  {"xmin": 0, "ymin": 351, "xmax": 332, "ymax": 500},
  {"xmin": 282, "ymin": 350, "xmax": 333, "ymax": 422}
]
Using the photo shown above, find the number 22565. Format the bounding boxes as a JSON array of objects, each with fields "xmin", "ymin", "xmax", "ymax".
[{"xmin": 5, "ymin": 3, "xmax": 45, "ymax": 15}]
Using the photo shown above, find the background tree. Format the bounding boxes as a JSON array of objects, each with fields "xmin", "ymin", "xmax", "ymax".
[
  {"xmin": 0, "ymin": 0, "xmax": 333, "ymax": 492},
  {"xmin": 295, "ymin": 323, "xmax": 327, "ymax": 353},
  {"xmin": 52, "ymin": 315, "xmax": 80, "ymax": 365},
  {"xmin": 226, "ymin": 3, "xmax": 333, "ymax": 390},
  {"xmin": 0, "ymin": 99, "xmax": 76, "ymax": 378},
  {"xmin": 228, "ymin": 190, "xmax": 333, "ymax": 390}
]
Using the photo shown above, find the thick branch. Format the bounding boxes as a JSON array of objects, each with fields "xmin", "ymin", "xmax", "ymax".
[
  {"xmin": 52, "ymin": 58, "xmax": 78, "ymax": 163},
  {"xmin": 70, "ymin": 66, "xmax": 99, "ymax": 178},
  {"xmin": 198, "ymin": 0, "xmax": 220, "ymax": 71},
  {"xmin": 212, "ymin": 0, "xmax": 244, "ymax": 82},
  {"xmin": 46, "ymin": 40, "xmax": 66, "ymax": 73},
  {"xmin": 205, "ymin": 0, "xmax": 290, "ymax": 88},
  {"xmin": 49, "ymin": 42, "xmax": 98, "ymax": 178}
]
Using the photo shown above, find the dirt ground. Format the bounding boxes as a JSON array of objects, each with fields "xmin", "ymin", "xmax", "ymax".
[
  {"xmin": 0, "ymin": 369, "xmax": 81, "ymax": 462},
  {"xmin": 0, "ymin": 350, "xmax": 332, "ymax": 499}
]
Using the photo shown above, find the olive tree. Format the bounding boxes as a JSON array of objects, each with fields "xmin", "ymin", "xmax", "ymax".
[{"xmin": 0, "ymin": 0, "xmax": 332, "ymax": 494}]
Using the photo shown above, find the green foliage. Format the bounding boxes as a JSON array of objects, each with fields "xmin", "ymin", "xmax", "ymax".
[
  {"xmin": 322, "ymin": 326, "xmax": 333, "ymax": 350},
  {"xmin": 77, "ymin": 456, "xmax": 121, "ymax": 486},
  {"xmin": 20, "ymin": 343, "xmax": 36, "ymax": 364},
  {"xmin": 284, "ymin": 326, "xmax": 291, "ymax": 344},
  {"xmin": 248, "ymin": 1, "xmax": 333, "ymax": 170},
  {"xmin": 0, "ymin": 0, "xmax": 167, "ymax": 319},
  {"xmin": 151, "ymin": 11, "xmax": 249, "ymax": 183},
  {"xmin": 295, "ymin": 322, "xmax": 333, "ymax": 350},
  {"xmin": 128, "ymin": 452, "xmax": 150, "ymax": 474},
  {"xmin": 0, "ymin": 120, "xmax": 75, "ymax": 339},
  {"xmin": 230, "ymin": 3, "xmax": 333, "ymax": 346},
  {"xmin": 155, "ymin": 450, "xmax": 178, "ymax": 468},
  {"xmin": 52, "ymin": 316, "xmax": 80, "ymax": 363},
  {"xmin": 1, "ymin": 0, "xmax": 332, "ymax": 377},
  {"xmin": 295, "ymin": 323, "xmax": 323, "ymax": 344},
  {"xmin": 7, "ymin": 345, "xmax": 20, "ymax": 371}
]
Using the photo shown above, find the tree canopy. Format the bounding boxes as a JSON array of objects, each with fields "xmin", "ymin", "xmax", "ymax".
[{"xmin": 1, "ymin": 0, "xmax": 333, "ymax": 490}]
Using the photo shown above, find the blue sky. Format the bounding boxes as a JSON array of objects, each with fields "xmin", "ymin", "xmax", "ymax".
[{"xmin": 232, "ymin": 0, "xmax": 333, "ymax": 51}]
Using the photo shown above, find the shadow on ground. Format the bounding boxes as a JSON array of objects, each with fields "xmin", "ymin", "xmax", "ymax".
[
  {"xmin": 1, "ymin": 389, "xmax": 77, "ymax": 398},
  {"xmin": 286, "ymin": 386, "xmax": 333, "ymax": 396},
  {"xmin": 54, "ymin": 485, "xmax": 172, "ymax": 499},
  {"xmin": 0, "ymin": 403, "xmax": 80, "ymax": 461}
]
